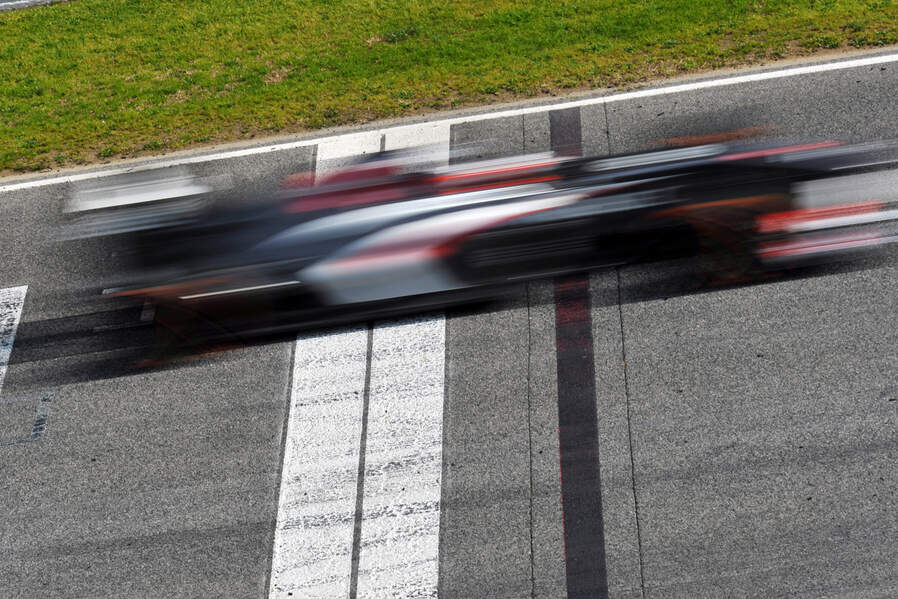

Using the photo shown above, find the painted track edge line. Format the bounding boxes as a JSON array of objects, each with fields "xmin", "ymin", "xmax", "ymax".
[{"xmin": 2, "ymin": 52, "xmax": 897, "ymax": 194}]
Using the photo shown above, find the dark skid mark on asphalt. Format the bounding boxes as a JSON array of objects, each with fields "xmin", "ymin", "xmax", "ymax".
[
  {"xmin": 8, "ymin": 306, "xmax": 153, "ymax": 365},
  {"xmin": 348, "ymin": 323, "xmax": 374, "ymax": 599},
  {"xmin": 551, "ymin": 107, "xmax": 610, "ymax": 599},
  {"xmin": 554, "ymin": 275, "xmax": 609, "ymax": 599},
  {"xmin": 0, "ymin": 393, "xmax": 52, "ymax": 446}
]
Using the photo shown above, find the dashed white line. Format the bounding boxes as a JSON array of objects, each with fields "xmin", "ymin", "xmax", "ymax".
[
  {"xmin": 0, "ymin": 286, "xmax": 28, "ymax": 397},
  {"xmin": 2, "ymin": 52, "xmax": 896, "ymax": 194},
  {"xmin": 315, "ymin": 132, "xmax": 385, "ymax": 175}
]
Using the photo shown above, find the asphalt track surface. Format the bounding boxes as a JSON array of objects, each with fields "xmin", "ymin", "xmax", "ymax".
[
  {"xmin": 1, "ymin": 52, "xmax": 897, "ymax": 598},
  {"xmin": 0, "ymin": 0, "xmax": 69, "ymax": 12}
]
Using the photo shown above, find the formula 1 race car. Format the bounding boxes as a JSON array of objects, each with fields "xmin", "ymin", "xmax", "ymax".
[{"xmin": 64, "ymin": 139, "xmax": 898, "ymax": 362}]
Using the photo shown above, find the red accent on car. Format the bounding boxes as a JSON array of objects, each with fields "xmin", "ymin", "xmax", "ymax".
[
  {"xmin": 428, "ymin": 160, "xmax": 559, "ymax": 182},
  {"xmin": 756, "ymin": 201, "xmax": 884, "ymax": 233},
  {"xmin": 758, "ymin": 232, "xmax": 881, "ymax": 257},
  {"xmin": 439, "ymin": 175, "xmax": 562, "ymax": 195},
  {"xmin": 282, "ymin": 164, "xmax": 411, "ymax": 213},
  {"xmin": 716, "ymin": 141, "xmax": 842, "ymax": 162}
]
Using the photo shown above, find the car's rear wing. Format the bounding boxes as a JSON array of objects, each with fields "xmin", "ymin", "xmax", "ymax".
[{"xmin": 60, "ymin": 167, "xmax": 229, "ymax": 239}]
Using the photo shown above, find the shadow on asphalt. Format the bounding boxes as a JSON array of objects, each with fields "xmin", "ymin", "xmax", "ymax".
[{"xmin": 6, "ymin": 245, "xmax": 895, "ymax": 391}]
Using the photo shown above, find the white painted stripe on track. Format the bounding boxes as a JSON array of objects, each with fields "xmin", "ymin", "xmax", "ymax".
[
  {"xmin": 351, "ymin": 124, "xmax": 450, "ymax": 597},
  {"xmin": 383, "ymin": 122, "xmax": 451, "ymax": 157},
  {"xmin": 269, "ymin": 325, "xmax": 370, "ymax": 598},
  {"xmin": 316, "ymin": 131, "xmax": 385, "ymax": 174},
  {"xmin": 0, "ymin": 286, "xmax": 28, "ymax": 397},
  {"xmin": 268, "ymin": 132, "xmax": 382, "ymax": 598},
  {"xmin": 3, "ymin": 52, "xmax": 897, "ymax": 194},
  {"xmin": 270, "ymin": 124, "xmax": 450, "ymax": 597},
  {"xmin": 356, "ymin": 315, "xmax": 445, "ymax": 597}
]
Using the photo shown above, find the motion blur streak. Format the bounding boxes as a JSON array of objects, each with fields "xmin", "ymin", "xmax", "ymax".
[
  {"xmin": 716, "ymin": 141, "xmax": 842, "ymax": 161},
  {"xmin": 268, "ymin": 127, "xmax": 450, "ymax": 598},
  {"xmin": 53, "ymin": 137, "xmax": 898, "ymax": 363},
  {"xmin": 759, "ymin": 232, "xmax": 884, "ymax": 258},
  {"xmin": 756, "ymin": 201, "xmax": 886, "ymax": 233},
  {"xmin": 439, "ymin": 174, "xmax": 562, "ymax": 195}
]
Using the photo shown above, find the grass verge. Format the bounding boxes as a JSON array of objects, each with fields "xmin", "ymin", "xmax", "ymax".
[{"xmin": 1, "ymin": 0, "xmax": 896, "ymax": 173}]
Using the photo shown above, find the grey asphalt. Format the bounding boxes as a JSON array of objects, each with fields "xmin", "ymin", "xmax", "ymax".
[
  {"xmin": 0, "ymin": 0, "xmax": 69, "ymax": 12},
  {"xmin": 1, "ymin": 52, "xmax": 897, "ymax": 598}
]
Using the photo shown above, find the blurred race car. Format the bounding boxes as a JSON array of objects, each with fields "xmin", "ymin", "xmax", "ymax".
[{"xmin": 64, "ymin": 139, "xmax": 898, "ymax": 362}]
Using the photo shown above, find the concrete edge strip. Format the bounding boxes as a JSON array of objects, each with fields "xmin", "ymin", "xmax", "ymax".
[
  {"xmin": 2, "ymin": 52, "xmax": 897, "ymax": 194},
  {"xmin": 0, "ymin": 0, "xmax": 52, "ymax": 8}
]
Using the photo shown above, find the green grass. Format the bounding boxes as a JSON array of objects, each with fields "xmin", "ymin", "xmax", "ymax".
[{"xmin": 1, "ymin": 0, "xmax": 896, "ymax": 172}]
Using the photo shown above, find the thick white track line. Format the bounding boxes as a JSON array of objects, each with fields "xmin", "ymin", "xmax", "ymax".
[
  {"xmin": 269, "ymin": 125, "xmax": 449, "ymax": 598},
  {"xmin": 356, "ymin": 125, "xmax": 449, "ymax": 598},
  {"xmin": 3, "ymin": 52, "xmax": 896, "ymax": 194},
  {"xmin": 350, "ymin": 125, "xmax": 450, "ymax": 598},
  {"xmin": 269, "ymin": 326, "xmax": 370, "ymax": 598},
  {"xmin": 0, "ymin": 286, "xmax": 27, "ymax": 397},
  {"xmin": 268, "ymin": 131, "xmax": 381, "ymax": 598},
  {"xmin": 356, "ymin": 315, "xmax": 445, "ymax": 597}
]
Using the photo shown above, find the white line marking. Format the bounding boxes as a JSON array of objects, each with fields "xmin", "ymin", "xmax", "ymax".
[
  {"xmin": 268, "ymin": 326, "xmax": 370, "ymax": 598},
  {"xmin": 178, "ymin": 280, "xmax": 300, "ymax": 300},
  {"xmin": 350, "ymin": 127, "xmax": 450, "ymax": 597},
  {"xmin": 269, "ymin": 132, "xmax": 384, "ymax": 598},
  {"xmin": 383, "ymin": 122, "xmax": 450, "ymax": 158},
  {"xmin": 270, "ymin": 124, "xmax": 450, "ymax": 597},
  {"xmin": 3, "ymin": 52, "xmax": 897, "ymax": 194},
  {"xmin": 356, "ymin": 315, "xmax": 445, "ymax": 598},
  {"xmin": 315, "ymin": 132, "xmax": 384, "ymax": 175},
  {"xmin": 0, "ymin": 286, "xmax": 28, "ymax": 396}
]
